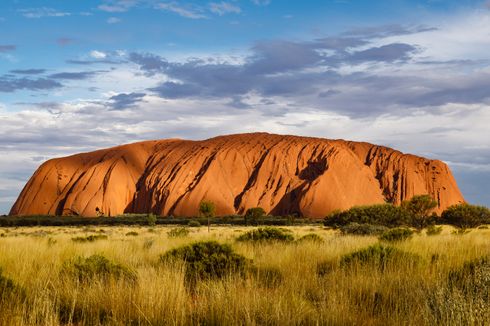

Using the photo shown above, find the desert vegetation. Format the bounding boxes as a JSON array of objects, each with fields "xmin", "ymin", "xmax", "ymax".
[{"xmin": 0, "ymin": 222, "xmax": 489, "ymax": 325}]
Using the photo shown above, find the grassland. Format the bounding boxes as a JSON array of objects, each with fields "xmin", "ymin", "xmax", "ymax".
[{"xmin": 0, "ymin": 225, "xmax": 489, "ymax": 325}]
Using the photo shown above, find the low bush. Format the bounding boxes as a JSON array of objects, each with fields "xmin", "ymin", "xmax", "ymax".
[
  {"xmin": 160, "ymin": 241, "xmax": 249, "ymax": 283},
  {"xmin": 324, "ymin": 204, "xmax": 411, "ymax": 228},
  {"xmin": 340, "ymin": 223, "xmax": 388, "ymax": 236},
  {"xmin": 71, "ymin": 235, "xmax": 108, "ymax": 242},
  {"xmin": 244, "ymin": 207, "xmax": 266, "ymax": 225},
  {"xmin": 188, "ymin": 220, "xmax": 201, "ymax": 227},
  {"xmin": 378, "ymin": 228, "xmax": 413, "ymax": 242},
  {"xmin": 426, "ymin": 225, "xmax": 443, "ymax": 236},
  {"xmin": 167, "ymin": 227, "xmax": 190, "ymax": 238},
  {"xmin": 441, "ymin": 204, "xmax": 490, "ymax": 229},
  {"xmin": 236, "ymin": 227, "xmax": 294, "ymax": 242},
  {"xmin": 340, "ymin": 244, "xmax": 421, "ymax": 271},
  {"xmin": 296, "ymin": 233, "xmax": 324, "ymax": 243},
  {"xmin": 62, "ymin": 254, "xmax": 136, "ymax": 282},
  {"xmin": 126, "ymin": 231, "xmax": 138, "ymax": 236},
  {"xmin": 448, "ymin": 256, "xmax": 490, "ymax": 295}
]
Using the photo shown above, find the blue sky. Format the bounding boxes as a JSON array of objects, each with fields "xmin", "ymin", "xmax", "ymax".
[{"xmin": 1, "ymin": 0, "xmax": 490, "ymax": 214}]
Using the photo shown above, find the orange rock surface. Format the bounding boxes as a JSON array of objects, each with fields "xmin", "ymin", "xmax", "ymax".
[{"xmin": 10, "ymin": 133, "xmax": 465, "ymax": 218}]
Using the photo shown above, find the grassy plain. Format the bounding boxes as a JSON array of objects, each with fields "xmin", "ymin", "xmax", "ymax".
[{"xmin": 0, "ymin": 225, "xmax": 488, "ymax": 325}]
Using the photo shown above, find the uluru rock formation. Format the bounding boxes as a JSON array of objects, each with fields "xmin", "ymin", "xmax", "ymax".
[{"xmin": 10, "ymin": 133, "xmax": 465, "ymax": 218}]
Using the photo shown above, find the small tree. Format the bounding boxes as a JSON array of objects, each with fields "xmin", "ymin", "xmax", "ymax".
[
  {"xmin": 147, "ymin": 213, "xmax": 157, "ymax": 227},
  {"xmin": 244, "ymin": 207, "xmax": 266, "ymax": 225},
  {"xmin": 199, "ymin": 200, "xmax": 216, "ymax": 233},
  {"xmin": 402, "ymin": 194, "xmax": 438, "ymax": 230},
  {"xmin": 441, "ymin": 203, "xmax": 490, "ymax": 230}
]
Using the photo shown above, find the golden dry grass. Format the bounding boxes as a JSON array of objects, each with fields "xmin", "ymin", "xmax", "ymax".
[{"xmin": 0, "ymin": 225, "xmax": 489, "ymax": 325}]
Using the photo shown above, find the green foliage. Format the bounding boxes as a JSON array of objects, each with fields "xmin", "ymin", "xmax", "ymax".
[
  {"xmin": 244, "ymin": 207, "xmax": 266, "ymax": 225},
  {"xmin": 167, "ymin": 227, "xmax": 190, "ymax": 238},
  {"xmin": 188, "ymin": 220, "xmax": 201, "ymax": 227},
  {"xmin": 379, "ymin": 228, "xmax": 414, "ymax": 242},
  {"xmin": 199, "ymin": 200, "xmax": 216, "ymax": 218},
  {"xmin": 401, "ymin": 195, "xmax": 438, "ymax": 230},
  {"xmin": 160, "ymin": 241, "xmax": 249, "ymax": 283},
  {"xmin": 340, "ymin": 244, "xmax": 421, "ymax": 271},
  {"xmin": 236, "ymin": 227, "xmax": 294, "ymax": 242},
  {"xmin": 71, "ymin": 234, "xmax": 108, "ymax": 242},
  {"xmin": 296, "ymin": 233, "xmax": 324, "ymax": 243},
  {"xmin": 448, "ymin": 256, "xmax": 490, "ymax": 295},
  {"xmin": 62, "ymin": 254, "xmax": 136, "ymax": 282},
  {"xmin": 147, "ymin": 213, "xmax": 157, "ymax": 227},
  {"xmin": 441, "ymin": 204, "xmax": 490, "ymax": 229},
  {"xmin": 126, "ymin": 231, "xmax": 138, "ymax": 236},
  {"xmin": 426, "ymin": 225, "xmax": 443, "ymax": 236},
  {"xmin": 324, "ymin": 204, "xmax": 411, "ymax": 228},
  {"xmin": 340, "ymin": 223, "xmax": 388, "ymax": 236}
]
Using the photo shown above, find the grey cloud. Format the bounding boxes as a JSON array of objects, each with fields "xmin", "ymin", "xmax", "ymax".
[
  {"xmin": 129, "ymin": 52, "xmax": 168, "ymax": 75},
  {"xmin": 48, "ymin": 71, "xmax": 99, "ymax": 80},
  {"xmin": 10, "ymin": 69, "xmax": 46, "ymax": 75},
  {"xmin": 66, "ymin": 59, "xmax": 122, "ymax": 65},
  {"xmin": 109, "ymin": 92, "xmax": 146, "ymax": 110},
  {"xmin": 0, "ymin": 76, "xmax": 62, "ymax": 93},
  {"xmin": 349, "ymin": 43, "xmax": 418, "ymax": 63},
  {"xmin": 342, "ymin": 24, "xmax": 438, "ymax": 39},
  {"xmin": 0, "ymin": 45, "xmax": 16, "ymax": 52}
]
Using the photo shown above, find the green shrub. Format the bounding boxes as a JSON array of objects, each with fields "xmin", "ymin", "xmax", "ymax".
[
  {"xmin": 448, "ymin": 256, "xmax": 490, "ymax": 295},
  {"xmin": 71, "ymin": 234, "xmax": 108, "ymax": 242},
  {"xmin": 340, "ymin": 244, "xmax": 421, "ymax": 271},
  {"xmin": 296, "ymin": 233, "xmax": 324, "ymax": 243},
  {"xmin": 441, "ymin": 204, "xmax": 490, "ymax": 229},
  {"xmin": 160, "ymin": 241, "xmax": 249, "ymax": 283},
  {"xmin": 188, "ymin": 220, "xmax": 201, "ymax": 227},
  {"xmin": 167, "ymin": 227, "xmax": 190, "ymax": 238},
  {"xmin": 244, "ymin": 207, "xmax": 266, "ymax": 225},
  {"xmin": 236, "ymin": 227, "xmax": 294, "ymax": 242},
  {"xmin": 429, "ymin": 256, "xmax": 490, "ymax": 324},
  {"xmin": 125, "ymin": 231, "xmax": 138, "ymax": 236},
  {"xmin": 62, "ymin": 254, "xmax": 136, "ymax": 282},
  {"xmin": 426, "ymin": 225, "xmax": 443, "ymax": 236},
  {"xmin": 378, "ymin": 228, "xmax": 413, "ymax": 242},
  {"xmin": 199, "ymin": 201, "xmax": 216, "ymax": 218},
  {"xmin": 147, "ymin": 213, "xmax": 157, "ymax": 227},
  {"xmin": 340, "ymin": 223, "xmax": 388, "ymax": 236},
  {"xmin": 324, "ymin": 204, "xmax": 410, "ymax": 228}
]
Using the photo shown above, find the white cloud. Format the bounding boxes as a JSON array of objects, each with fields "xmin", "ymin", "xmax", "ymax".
[
  {"xmin": 19, "ymin": 7, "xmax": 71, "ymax": 18},
  {"xmin": 156, "ymin": 2, "xmax": 207, "ymax": 19},
  {"xmin": 98, "ymin": 0, "xmax": 138, "ymax": 13},
  {"xmin": 107, "ymin": 17, "xmax": 122, "ymax": 24},
  {"xmin": 209, "ymin": 2, "xmax": 241, "ymax": 16},
  {"xmin": 90, "ymin": 50, "xmax": 108, "ymax": 59}
]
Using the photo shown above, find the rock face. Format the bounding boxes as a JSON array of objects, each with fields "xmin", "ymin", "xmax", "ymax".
[{"xmin": 10, "ymin": 133, "xmax": 465, "ymax": 218}]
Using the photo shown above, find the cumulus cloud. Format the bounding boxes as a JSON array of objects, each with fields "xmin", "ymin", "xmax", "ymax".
[{"xmin": 108, "ymin": 92, "xmax": 146, "ymax": 110}]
